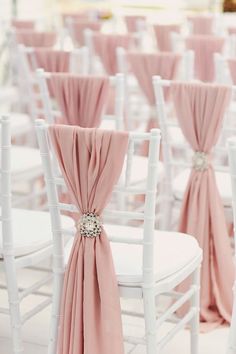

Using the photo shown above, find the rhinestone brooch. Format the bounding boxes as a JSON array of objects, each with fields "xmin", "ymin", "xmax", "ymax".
[
  {"xmin": 77, "ymin": 212, "xmax": 102, "ymax": 238},
  {"xmin": 192, "ymin": 151, "xmax": 208, "ymax": 171}
]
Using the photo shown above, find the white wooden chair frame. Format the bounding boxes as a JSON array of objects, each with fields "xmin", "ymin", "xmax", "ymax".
[
  {"xmin": 0, "ymin": 116, "xmax": 53, "ymax": 354},
  {"xmin": 227, "ymin": 137, "xmax": 236, "ymax": 354},
  {"xmin": 36, "ymin": 119, "xmax": 202, "ymax": 354}
]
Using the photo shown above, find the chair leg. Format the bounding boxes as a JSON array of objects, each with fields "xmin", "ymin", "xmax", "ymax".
[
  {"xmin": 190, "ymin": 266, "xmax": 200, "ymax": 354},
  {"xmin": 226, "ymin": 279, "xmax": 236, "ymax": 354},
  {"xmin": 143, "ymin": 289, "xmax": 157, "ymax": 354},
  {"xmin": 48, "ymin": 273, "xmax": 63, "ymax": 354},
  {"xmin": 4, "ymin": 259, "xmax": 23, "ymax": 354}
]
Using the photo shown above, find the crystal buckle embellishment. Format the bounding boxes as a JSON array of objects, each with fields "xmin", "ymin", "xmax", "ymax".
[
  {"xmin": 192, "ymin": 151, "xmax": 208, "ymax": 171},
  {"xmin": 77, "ymin": 212, "xmax": 102, "ymax": 238}
]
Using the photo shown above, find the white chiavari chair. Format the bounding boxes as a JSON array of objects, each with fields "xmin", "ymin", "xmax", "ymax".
[
  {"xmin": 36, "ymin": 68, "xmax": 165, "ymax": 226},
  {"xmin": 0, "ymin": 115, "xmax": 74, "ymax": 354},
  {"xmin": 153, "ymin": 76, "xmax": 235, "ymax": 230},
  {"xmin": 36, "ymin": 119, "xmax": 202, "ymax": 354},
  {"xmin": 227, "ymin": 137, "xmax": 236, "ymax": 354}
]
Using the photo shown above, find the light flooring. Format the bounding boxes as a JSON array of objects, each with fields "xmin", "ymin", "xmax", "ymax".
[{"xmin": 0, "ymin": 267, "xmax": 229, "ymax": 354}]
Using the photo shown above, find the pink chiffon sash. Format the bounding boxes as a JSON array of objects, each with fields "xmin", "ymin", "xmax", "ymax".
[
  {"xmin": 16, "ymin": 30, "xmax": 57, "ymax": 47},
  {"xmin": 228, "ymin": 26, "xmax": 236, "ymax": 35},
  {"xmin": 127, "ymin": 52, "xmax": 181, "ymax": 105},
  {"xmin": 71, "ymin": 20, "xmax": 101, "ymax": 45},
  {"xmin": 153, "ymin": 24, "xmax": 180, "ymax": 52},
  {"xmin": 33, "ymin": 49, "xmax": 70, "ymax": 73},
  {"xmin": 186, "ymin": 35, "xmax": 225, "ymax": 82},
  {"xmin": 170, "ymin": 82, "xmax": 234, "ymax": 328},
  {"xmin": 12, "ymin": 19, "xmax": 35, "ymax": 29},
  {"xmin": 228, "ymin": 59, "xmax": 236, "ymax": 84},
  {"xmin": 124, "ymin": 15, "xmax": 146, "ymax": 32},
  {"xmin": 188, "ymin": 15, "xmax": 214, "ymax": 35},
  {"xmin": 50, "ymin": 73, "xmax": 109, "ymax": 126},
  {"xmin": 49, "ymin": 125, "xmax": 128, "ymax": 354},
  {"xmin": 93, "ymin": 33, "xmax": 132, "ymax": 75}
]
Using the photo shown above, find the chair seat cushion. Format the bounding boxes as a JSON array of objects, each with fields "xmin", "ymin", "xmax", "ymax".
[
  {"xmin": 0, "ymin": 208, "xmax": 75, "ymax": 257},
  {"xmin": 173, "ymin": 168, "xmax": 232, "ymax": 206},
  {"xmin": 65, "ymin": 224, "xmax": 201, "ymax": 286}
]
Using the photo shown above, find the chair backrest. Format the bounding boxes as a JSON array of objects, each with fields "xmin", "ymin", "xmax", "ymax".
[
  {"xmin": 0, "ymin": 116, "xmax": 12, "ymax": 258},
  {"xmin": 14, "ymin": 29, "xmax": 57, "ymax": 47},
  {"xmin": 117, "ymin": 47, "xmax": 194, "ymax": 81},
  {"xmin": 35, "ymin": 120, "xmax": 161, "ymax": 285},
  {"xmin": 185, "ymin": 35, "xmax": 225, "ymax": 82},
  {"xmin": 124, "ymin": 15, "xmax": 146, "ymax": 33},
  {"xmin": 153, "ymin": 77, "xmax": 233, "ymax": 196},
  {"xmin": 11, "ymin": 19, "xmax": 35, "ymax": 30},
  {"xmin": 84, "ymin": 30, "xmax": 135, "ymax": 74},
  {"xmin": 187, "ymin": 14, "xmax": 215, "ymax": 35},
  {"xmin": 36, "ymin": 69, "xmax": 125, "ymax": 130},
  {"xmin": 153, "ymin": 24, "xmax": 180, "ymax": 52},
  {"xmin": 17, "ymin": 45, "xmax": 90, "ymax": 122},
  {"xmin": 65, "ymin": 18, "xmax": 102, "ymax": 46}
]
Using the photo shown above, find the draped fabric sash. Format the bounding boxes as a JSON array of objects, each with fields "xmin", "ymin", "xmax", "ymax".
[
  {"xmin": 170, "ymin": 82, "xmax": 234, "ymax": 329},
  {"xmin": 12, "ymin": 19, "xmax": 35, "ymax": 29},
  {"xmin": 188, "ymin": 15, "xmax": 214, "ymax": 35},
  {"xmin": 93, "ymin": 33, "xmax": 132, "ymax": 75},
  {"xmin": 71, "ymin": 20, "xmax": 102, "ymax": 45},
  {"xmin": 49, "ymin": 125, "xmax": 128, "ymax": 354},
  {"xmin": 186, "ymin": 35, "xmax": 225, "ymax": 82},
  {"xmin": 16, "ymin": 30, "xmax": 57, "ymax": 47},
  {"xmin": 153, "ymin": 24, "xmax": 180, "ymax": 52},
  {"xmin": 124, "ymin": 15, "xmax": 146, "ymax": 33},
  {"xmin": 50, "ymin": 73, "xmax": 109, "ymax": 126}
]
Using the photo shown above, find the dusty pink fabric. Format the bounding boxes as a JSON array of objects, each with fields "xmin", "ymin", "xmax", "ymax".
[
  {"xmin": 49, "ymin": 125, "xmax": 128, "ymax": 354},
  {"xmin": 16, "ymin": 30, "xmax": 57, "ymax": 47},
  {"xmin": 186, "ymin": 35, "xmax": 225, "ymax": 82},
  {"xmin": 93, "ymin": 33, "xmax": 132, "ymax": 75},
  {"xmin": 71, "ymin": 20, "xmax": 101, "ymax": 45},
  {"xmin": 11, "ymin": 19, "xmax": 35, "ymax": 29},
  {"xmin": 33, "ymin": 48, "xmax": 70, "ymax": 72},
  {"xmin": 171, "ymin": 82, "xmax": 234, "ymax": 328},
  {"xmin": 228, "ymin": 59, "xmax": 236, "ymax": 84},
  {"xmin": 32, "ymin": 49, "xmax": 70, "ymax": 97},
  {"xmin": 153, "ymin": 24, "xmax": 180, "ymax": 52},
  {"xmin": 127, "ymin": 52, "xmax": 181, "ymax": 105},
  {"xmin": 228, "ymin": 26, "xmax": 236, "ymax": 35},
  {"xmin": 50, "ymin": 73, "xmax": 110, "ymax": 127},
  {"xmin": 124, "ymin": 15, "xmax": 146, "ymax": 32},
  {"xmin": 128, "ymin": 52, "xmax": 180, "ymax": 155},
  {"xmin": 188, "ymin": 15, "xmax": 214, "ymax": 35}
]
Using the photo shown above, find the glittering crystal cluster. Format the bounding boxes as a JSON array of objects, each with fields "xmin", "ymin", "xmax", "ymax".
[
  {"xmin": 192, "ymin": 151, "xmax": 208, "ymax": 171},
  {"xmin": 77, "ymin": 212, "xmax": 102, "ymax": 238}
]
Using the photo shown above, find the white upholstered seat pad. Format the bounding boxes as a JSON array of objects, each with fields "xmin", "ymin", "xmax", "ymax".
[
  {"xmin": 64, "ymin": 224, "xmax": 201, "ymax": 285},
  {"xmin": 173, "ymin": 168, "xmax": 232, "ymax": 206},
  {"xmin": 11, "ymin": 146, "xmax": 42, "ymax": 177},
  {"xmin": 0, "ymin": 208, "xmax": 75, "ymax": 257}
]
